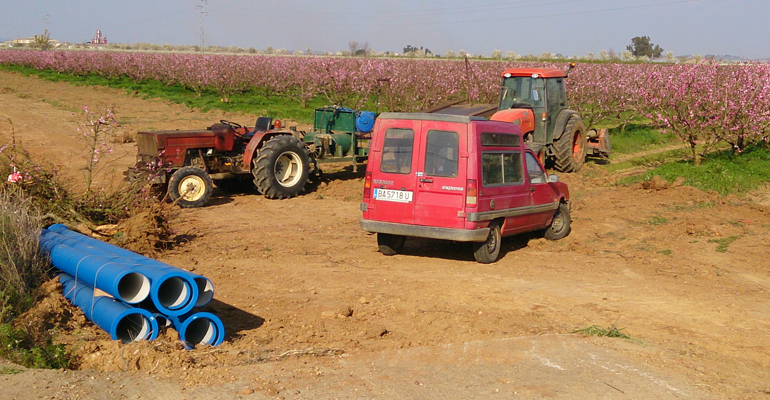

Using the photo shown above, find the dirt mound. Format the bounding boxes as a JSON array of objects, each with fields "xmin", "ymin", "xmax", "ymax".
[
  {"xmin": 12, "ymin": 278, "xmax": 85, "ymax": 343},
  {"xmin": 108, "ymin": 203, "xmax": 179, "ymax": 256}
]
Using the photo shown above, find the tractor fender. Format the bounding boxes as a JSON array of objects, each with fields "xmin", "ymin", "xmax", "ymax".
[
  {"xmin": 489, "ymin": 109, "xmax": 535, "ymax": 134},
  {"xmin": 242, "ymin": 131, "xmax": 297, "ymax": 169},
  {"xmin": 551, "ymin": 109, "xmax": 581, "ymax": 142}
]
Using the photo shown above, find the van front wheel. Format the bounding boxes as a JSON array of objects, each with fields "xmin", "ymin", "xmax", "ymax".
[
  {"xmin": 473, "ymin": 222, "xmax": 502, "ymax": 263},
  {"xmin": 544, "ymin": 204, "xmax": 571, "ymax": 240},
  {"xmin": 377, "ymin": 233, "xmax": 405, "ymax": 256}
]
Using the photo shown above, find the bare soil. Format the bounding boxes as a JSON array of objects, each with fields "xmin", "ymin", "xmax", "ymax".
[{"xmin": 1, "ymin": 70, "xmax": 769, "ymax": 399}]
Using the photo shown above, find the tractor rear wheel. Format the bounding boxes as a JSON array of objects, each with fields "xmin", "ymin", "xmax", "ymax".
[
  {"xmin": 252, "ymin": 135, "xmax": 310, "ymax": 199},
  {"xmin": 168, "ymin": 166, "xmax": 213, "ymax": 208},
  {"xmin": 554, "ymin": 115, "xmax": 587, "ymax": 173}
]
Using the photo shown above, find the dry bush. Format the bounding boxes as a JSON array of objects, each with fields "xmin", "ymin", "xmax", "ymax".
[{"xmin": 0, "ymin": 185, "xmax": 50, "ymax": 323}]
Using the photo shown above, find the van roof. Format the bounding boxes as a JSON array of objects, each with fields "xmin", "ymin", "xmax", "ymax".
[{"xmin": 377, "ymin": 112, "xmax": 487, "ymax": 124}]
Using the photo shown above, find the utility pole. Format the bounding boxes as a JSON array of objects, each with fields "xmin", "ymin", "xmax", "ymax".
[{"xmin": 197, "ymin": 0, "xmax": 207, "ymax": 54}]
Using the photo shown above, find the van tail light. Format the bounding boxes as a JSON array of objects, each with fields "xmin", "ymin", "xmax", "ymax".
[
  {"xmin": 363, "ymin": 171, "xmax": 372, "ymax": 198},
  {"xmin": 466, "ymin": 179, "xmax": 478, "ymax": 208}
]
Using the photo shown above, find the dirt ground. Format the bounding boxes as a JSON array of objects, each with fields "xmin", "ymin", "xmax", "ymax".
[{"xmin": 1, "ymin": 70, "xmax": 769, "ymax": 399}]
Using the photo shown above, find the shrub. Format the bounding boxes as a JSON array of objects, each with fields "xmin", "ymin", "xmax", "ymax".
[{"xmin": 0, "ymin": 185, "xmax": 50, "ymax": 323}]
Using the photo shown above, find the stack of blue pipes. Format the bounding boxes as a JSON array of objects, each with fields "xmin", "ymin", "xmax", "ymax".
[{"xmin": 39, "ymin": 224, "xmax": 224, "ymax": 349}]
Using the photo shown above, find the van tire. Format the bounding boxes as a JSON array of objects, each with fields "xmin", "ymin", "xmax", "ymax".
[
  {"xmin": 544, "ymin": 203, "xmax": 571, "ymax": 240},
  {"xmin": 473, "ymin": 222, "xmax": 502, "ymax": 263},
  {"xmin": 377, "ymin": 233, "xmax": 405, "ymax": 256}
]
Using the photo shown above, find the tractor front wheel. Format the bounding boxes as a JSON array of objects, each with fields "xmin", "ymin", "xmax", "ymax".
[
  {"xmin": 168, "ymin": 166, "xmax": 214, "ymax": 208},
  {"xmin": 554, "ymin": 115, "xmax": 587, "ymax": 173},
  {"xmin": 252, "ymin": 135, "xmax": 310, "ymax": 199}
]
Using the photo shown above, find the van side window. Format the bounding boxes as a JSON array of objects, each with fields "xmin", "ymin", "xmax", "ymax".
[
  {"xmin": 481, "ymin": 152, "xmax": 523, "ymax": 186},
  {"xmin": 424, "ymin": 130, "xmax": 458, "ymax": 178},
  {"xmin": 481, "ymin": 133, "xmax": 520, "ymax": 147},
  {"xmin": 525, "ymin": 152, "xmax": 547, "ymax": 184},
  {"xmin": 380, "ymin": 128, "xmax": 414, "ymax": 174}
]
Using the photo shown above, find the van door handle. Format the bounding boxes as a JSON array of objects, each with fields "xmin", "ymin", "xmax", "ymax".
[
  {"xmin": 530, "ymin": 187, "xmax": 536, "ymax": 192},
  {"xmin": 420, "ymin": 178, "xmax": 433, "ymax": 183}
]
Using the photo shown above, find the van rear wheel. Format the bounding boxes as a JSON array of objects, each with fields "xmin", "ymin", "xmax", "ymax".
[
  {"xmin": 377, "ymin": 233, "xmax": 405, "ymax": 256},
  {"xmin": 473, "ymin": 222, "xmax": 502, "ymax": 263}
]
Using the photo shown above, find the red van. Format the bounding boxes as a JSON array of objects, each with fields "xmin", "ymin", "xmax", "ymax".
[{"xmin": 359, "ymin": 113, "xmax": 571, "ymax": 263}]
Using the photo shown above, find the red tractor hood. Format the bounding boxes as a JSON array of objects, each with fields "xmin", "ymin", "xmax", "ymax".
[{"xmin": 490, "ymin": 109, "xmax": 535, "ymax": 134}]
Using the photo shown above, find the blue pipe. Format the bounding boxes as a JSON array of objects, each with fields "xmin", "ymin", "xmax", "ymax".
[
  {"xmin": 40, "ymin": 232, "xmax": 151, "ymax": 304},
  {"xmin": 42, "ymin": 227, "xmax": 201, "ymax": 315},
  {"xmin": 168, "ymin": 312, "xmax": 225, "ymax": 349},
  {"xmin": 46, "ymin": 225, "xmax": 214, "ymax": 309},
  {"xmin": 59, "ymin": 273, "xmax": 159, "ymax": 343}
]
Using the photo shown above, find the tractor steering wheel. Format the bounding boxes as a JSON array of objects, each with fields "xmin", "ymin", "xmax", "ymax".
[{"xmin": 219, "ymin": 120, "xmax": 243, "ymax": 129}]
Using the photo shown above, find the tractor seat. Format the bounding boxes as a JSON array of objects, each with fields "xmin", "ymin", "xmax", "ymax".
[{"xmin": 241, "ymin": 117, "xmax": 273, "ymax": 141}]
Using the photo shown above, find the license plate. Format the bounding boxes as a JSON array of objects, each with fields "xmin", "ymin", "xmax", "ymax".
[{"xmin": 373, "ymin": 188, "xmax": 413, "ymax": 203}]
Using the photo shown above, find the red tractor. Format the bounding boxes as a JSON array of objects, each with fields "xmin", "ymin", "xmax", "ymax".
[{"xmin": 128, "ymin": 108, "xmax": 374, "ymax": 208}]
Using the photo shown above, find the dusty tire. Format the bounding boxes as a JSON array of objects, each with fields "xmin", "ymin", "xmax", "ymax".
[
  {"xmin": 252, "ymin": 135, "xmax": 310, "ymax": 199},
  {"xmin": 377, "ymin": 233, "xmax": 405, "ymax": 256},
  {"xmin": 473, "ymin": 222, "xmax": 502, "ymax": 263},
  {"xmin": 544, "ymin": 203, "xmax": 571, "ymax": 240},
  {"xmin": 554, "ymin": 115, "xmax": 587, "ymax": 173},
  {"xmin": 168, "ymin": 166, "xmax": 213, "ymax": 208}
]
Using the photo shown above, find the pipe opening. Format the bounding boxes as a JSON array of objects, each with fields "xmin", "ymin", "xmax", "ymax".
[
  {"xmin": 117, "ymin": 272, "xmax": 151, "ymax": 304},
  {"xmin": 184, "ymin": 318, "xmax": 216, "ymax": 346},
  {"xmin": 157, "ymin": 277, "xmax": 190, "ymax": 309},
  {"xmin": 194, "ymin": 278, "xmax": 214, "ymax": 307},
  {"xmin": 116, "ymin": 313, "xmax": 151, "ymax": 343}
]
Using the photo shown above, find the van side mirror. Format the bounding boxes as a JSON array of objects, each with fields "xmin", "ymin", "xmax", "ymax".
[{"xmin": 548, "ymin": 174, "xmax": 559, "ymax": 183}]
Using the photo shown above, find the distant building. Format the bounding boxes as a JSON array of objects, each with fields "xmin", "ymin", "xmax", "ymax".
[{"xmin": 89, "ymin": 29, "xmax": 107, "ymax": 45}]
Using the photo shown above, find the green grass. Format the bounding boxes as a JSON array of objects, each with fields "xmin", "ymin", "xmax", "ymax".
[
  {"xmin": 647, "ymin": 216, "xmax": 668, "ymax": 225},
  {"xmin": 602, "ymin": 147, "xmax": 691, "ymax": 173},
  {"xmin": 0, "ymin": 64, "xmax": 336, "ymax": 124},
  {"xmin": 0, "ymin": 366, "xmax": 23, "ymax": 374},
  {"xmin": 573, "ymin": 325, "xmax": 631, "ymax": 339},
  {"xmin": 708, "ymin": 235, "xmax": 742, "ymax": 253},
  {"xmin": 619, "ymin": 146, "xmax": 770, "ymax": 195},
  {"xmin": 0, "ymin": 324, "xmax": 69, "ymax": 369},
  {"xmin": 608, "ymin": 123, "xmax": 679, "ymax": 155}
]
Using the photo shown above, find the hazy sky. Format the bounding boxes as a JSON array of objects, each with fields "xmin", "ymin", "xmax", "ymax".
[{"xmin": 1, "ymin": 0, "xmax": 767, "ymax": 59}]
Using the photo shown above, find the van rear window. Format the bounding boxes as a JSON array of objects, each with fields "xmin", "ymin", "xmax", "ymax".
[
  {"xmin": 424, "ymin": 130, "xmax": 459, "ymax": 178},
  {"xmin": 481, "ymin": 133, "xmax": 520, "ymax": 147},
  {"xmin": 380, "ymin": 128, "xmax": 414, "ymax": 174},
  {"xmin": 482, "ymin": 152, "xmax": 524, "ymax": 186}
]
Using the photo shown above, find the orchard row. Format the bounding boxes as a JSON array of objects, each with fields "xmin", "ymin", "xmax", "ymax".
[{"xmin": 2, "ymin": 50, "xmax": 769, "ymax": 161}]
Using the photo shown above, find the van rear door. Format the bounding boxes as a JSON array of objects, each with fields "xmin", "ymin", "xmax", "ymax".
[
  {"xmin": 413, "ymin": 121, "xmax": 467, "ymax": 229},
  {"xmin": 367, "ymin": 118, "xmax": 421, "ymax": 224}
]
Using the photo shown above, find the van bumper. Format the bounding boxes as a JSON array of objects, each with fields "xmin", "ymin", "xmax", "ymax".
[{"xmin": 359, "ymin": 220, "xmax": 490, "ymax": 242}]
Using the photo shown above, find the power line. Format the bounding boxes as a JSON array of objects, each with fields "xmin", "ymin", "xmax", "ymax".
[
  {"xmin": 197, "ymin": 0, "xmax": 207, "ymax": 53},
  {"xmin": 217, "ymin": 0, "xmax": 699, "ymax": 28}
]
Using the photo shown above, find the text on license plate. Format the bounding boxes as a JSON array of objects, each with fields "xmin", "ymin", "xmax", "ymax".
[{"xmin": 373, "ymin": 188, "xmax": 413, "ymax": 203}]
